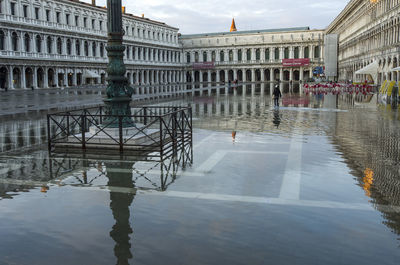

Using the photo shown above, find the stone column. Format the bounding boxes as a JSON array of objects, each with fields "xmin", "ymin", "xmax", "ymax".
[
  {"xmin": 300, "ymin": 67, "xmax": 304, "ymax": 82},
  {"xmin": 270, "ymin": 68, "xmax": 274, "ymax": 82},
  {"xmin": 22, "ymin": 66, "xmax": 26, "ymax": 89},
  {"xmin": 33, "ymin": 66, "xmax": 38, "ymax": 89},
  {"xmin": 279, "ymin": 68, "xmax": 283, "ymax": 81},
  {"xmin": 260, "ymin": 69, "xmax": 265, "ymax": 82},
  {"xmin": 72, "ymin": 69, "xmax": 77, "ymax": 86},
  {"xmin": 216, "ymin": 70, "xmax": 220, "ymax": 83},
  {"xmin": 251, "ymin": 69, "xmax": 255, "ymax": 82},
  {"xmin": 64, "ymin": 70, "xmax": 68, "ymax": 87},
  {"xmin": 8, "ymin": 66, "xmax": 13, "ymax": 89},
  {"xmin": 43, "ymin": 67, "xmax": 49, "ymax": 88},
  {"xmin": 233, "ymin": 69, "xmax": 238, "ymax": 81}
]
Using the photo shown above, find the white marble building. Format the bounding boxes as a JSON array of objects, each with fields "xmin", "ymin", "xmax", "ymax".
[
  {"xmin": 181, "ymin": 28, "xmax": 325, "ymax": 88},
  {"xmin": 326, "ymin": 0, "xmax": 400, "ymax": 84},
  {"xmin": 0, "ymin": 0, "xmax": 184, "ymax": 90}
]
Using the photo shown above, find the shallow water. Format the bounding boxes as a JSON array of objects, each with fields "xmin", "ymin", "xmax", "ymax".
[{"xmin": 1, "ymin": 92, "xmax": 400, "ymax": 265}]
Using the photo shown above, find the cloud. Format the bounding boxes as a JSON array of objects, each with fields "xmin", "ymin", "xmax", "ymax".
[{"xmin": 82, "ymin": 0, "xmax": 348, "ymax": 34}]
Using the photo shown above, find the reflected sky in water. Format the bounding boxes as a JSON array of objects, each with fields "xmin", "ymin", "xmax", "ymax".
[{"xmin": 1, "ymin": 92, "xmax": 400, "ymax": 265}]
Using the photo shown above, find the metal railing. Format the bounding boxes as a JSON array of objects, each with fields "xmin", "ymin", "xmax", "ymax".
[{"xmin": 47, "ymin": 105, "xmax": 193, "ymax": 160}]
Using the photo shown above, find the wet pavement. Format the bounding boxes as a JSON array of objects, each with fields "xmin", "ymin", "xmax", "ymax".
[{"xmin": 1, "ymin": 88, "xmax": 400, "ymax": 265}]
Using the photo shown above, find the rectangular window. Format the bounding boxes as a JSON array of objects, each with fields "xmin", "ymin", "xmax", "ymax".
[
  {"xmin": 10, "ymin": 2, "xmax": 15, "ymax": 16},
  {"xmin": 56, "ymin": 12, "xmax": 60, "ymax": 23},
  {"xmin": 91, "ymin": 19, "xmax": 95, "ymax": 29},
  {"xmin": 46, "ymin": 10, "xmax": 50, "ymax": 21},
  {"xmin": 99, "ymin": 21, "xmax": 103, "ymax": 30},
  {"xmin": 75, "ymin": 16, "xmax": 79, "ymax": 27},
  {"xmin": 35, "ymin": 7, "xmax": 39, "ymax": 20},
  {"xmin": 83, "ymin": 17, "xmax": 87, "ymax": 27},
  {"xmin": 23, "ymin": 5, "xmax": 28, "ymax": 18},
  {"xmin": 65, "ymin": 14, "xmax": 70, "ymax": 25}
]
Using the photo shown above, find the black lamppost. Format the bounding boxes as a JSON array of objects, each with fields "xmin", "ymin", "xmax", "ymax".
[{"xmin": 103, "ymin": 0, "xmax": 134, "ymax": 128}]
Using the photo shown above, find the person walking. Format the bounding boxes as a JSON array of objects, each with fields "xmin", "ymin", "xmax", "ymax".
[{"xmin": 273, "ymin": 84, "xmax": 282, "ymax": 107}]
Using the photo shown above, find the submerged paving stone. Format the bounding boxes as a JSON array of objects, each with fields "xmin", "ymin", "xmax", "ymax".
[{"xmin": 0, "ymin": 92, "xmax": 400, "ymax": 265}]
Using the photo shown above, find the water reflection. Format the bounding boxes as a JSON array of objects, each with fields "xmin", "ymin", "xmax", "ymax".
[{"xmin": 273, "ymin": 109, "xmax": 281, "ymax": 128}]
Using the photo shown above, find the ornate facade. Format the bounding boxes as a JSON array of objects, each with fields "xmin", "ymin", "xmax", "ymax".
[
  {"xmin": 181, "ymin": 28, "xmax": 325, "ymax": 89},
  {"xmin": 326, "ymin": 0, "xmax": 400, "ymax": 83},
  {"xmin": 0, "ymin": 0, "xmax": 183, "ymax": 90}
]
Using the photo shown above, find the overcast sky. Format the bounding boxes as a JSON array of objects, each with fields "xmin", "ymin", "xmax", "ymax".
[{"xmin": 82, "ymin": 0, "xmax": 349, "ymax": 34}]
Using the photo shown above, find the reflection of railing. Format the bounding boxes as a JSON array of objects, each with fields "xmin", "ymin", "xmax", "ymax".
[{"xmin": 47, "ymin": 106, "xmax": 193, "ymax": 160}]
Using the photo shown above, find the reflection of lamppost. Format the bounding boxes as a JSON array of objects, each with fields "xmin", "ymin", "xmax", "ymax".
[{"xmin": 103, "ymin": 0, "xmax": 134, "ymax": 128}]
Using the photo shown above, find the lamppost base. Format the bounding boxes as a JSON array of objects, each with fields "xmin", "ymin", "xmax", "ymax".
[{"xmin": 103, "ymin": 97, "xmax": 134, "ymax": 128}]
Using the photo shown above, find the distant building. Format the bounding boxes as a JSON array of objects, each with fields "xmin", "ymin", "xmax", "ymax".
[
  {"xmin": 326, "ymin": 0, "xmax": 400, "ymax": 84},
  {"xmin": 0, "ymin": 0, "xmax": 183, "ymax": 90}
]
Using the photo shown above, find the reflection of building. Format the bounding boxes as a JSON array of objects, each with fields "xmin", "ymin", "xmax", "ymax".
[
  {"xmin": 331, "ymin": 106, "xmax": 400, "ymax": 235},
  {"xmin": 0, "ymin": 0, "xmax": 183, "ymax": 90},
  {"xmin": 326, "ymin": 0, "xmax": 400, "ymax": 84}
]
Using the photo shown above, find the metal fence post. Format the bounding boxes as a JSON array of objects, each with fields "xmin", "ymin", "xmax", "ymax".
[
  {"xmin": 159, "ymin": 116, "xmax": 163, "ymax": 161},
  {"xmin": 47, "ymin": 114, "xmax": 52, "ymax": 152},
  {"xmin": 144, "ymin": 107, "xmax": 147, "ymax": 126},
  {"xmin": 81, "ymin": 113, "xmax": 86, "ymax": 149},
  {"xmin": 119, "ymin": 116, "xmax": 123, "ymax": 152}
]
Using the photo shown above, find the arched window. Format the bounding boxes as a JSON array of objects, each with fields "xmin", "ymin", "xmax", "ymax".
[
  {"xmin": 57, "ymin": 37, "xmax": 62, "ymax": 54},
  {"xmin": 314, "ymin": 46, "xmax": 320, "ymax": 58},
  {"xmin": 0, "ymin": 31, "xmax": 5, "ymax": 51},
  {"xmin": 238, "ymin": 49, "xmax": 242, "ymax": 61},
  {"xmin": 76, "ymin": 40, "xmax": 80, "ymax": 56},
  {"xmin": 194, "ymin": 52, "xmax": 199, "ymax": 62},
  {"xmin": 304, "ymin": 47, "xmax": 309, "ymax": 58},
  {"xmin": 220, "ymin": 50, "xmax": 224, "ymax": 62},
  {"xmin": 12, "ymin": 32, "xmax": 18, "ymax": 51},
  {"xmin": 265, "ymin": 48, "xmax": 270, "ymax": 60},
  {"xmin": 47, "ymin": 36, "xmax": 52, "ymax": 54},
  {"xmin": 100, "ymin": 43, "xmax": 104, "ymax": 57},
  {"xmin": 274, "ymin": 48, "xmax": 279, "ymax": 60},
  {"xmin": 256, "ymin": 49, "xmax": 260, "ymax": 61},
  {"xmin": 36, "ymin": 35, "xmax": 41, "ymax": 53},
  {"xmin": 211, "ymin": 51, "xmax": 216, "ymax": 62},
  {"xmin": 294, "ymin": 47, "xmax": 299, "ymax": 59},
  {"xmin": 229, "ymin": 50, "xmax": 233, "ymax": 61},
  {"xmin": 203, "ymin": 51, "xmax": 207, "ymax": 62},
  {"xmin": 24, "ymin": 33, "xmax": 30, "ymax": 52},
  {"xmin": 92, "ymin": 41, "xmax": 96, "ymax": 57},
  {"xmin": 84, "ymin": 41, "xmax": 89, "ymax": 56},
  {"xmin": 246, "ymin": 49, "xmax": 251, "ymax": 61},
  {"xmin": 66, "ymin": 39, "xmax": 71, "ymax": 55},
  {"xmin": 284, "ymin": 47, "xmax": 289, "ymax": 59}
]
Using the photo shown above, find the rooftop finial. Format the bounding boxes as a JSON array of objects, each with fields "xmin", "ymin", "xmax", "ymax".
[{"xmin": 230, "ymin": 18, "xmax": 237, "ymax": 32}]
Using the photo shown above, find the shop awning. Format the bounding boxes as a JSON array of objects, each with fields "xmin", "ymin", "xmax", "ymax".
[
  {"xmin": 355, "ymin": 61, "xmax": 378, "ymax": 83},
  {"xmin": 82, "ymin": 70, "xmax": 100, "ymax": 79}
]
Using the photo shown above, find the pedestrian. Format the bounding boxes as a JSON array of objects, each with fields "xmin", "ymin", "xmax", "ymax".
[{"xmin": 273, "ymin": 84, "xmax": 282, "ymax": 107}]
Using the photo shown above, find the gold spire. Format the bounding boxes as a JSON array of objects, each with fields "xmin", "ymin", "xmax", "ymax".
[{"xmin": 230, "ymin": 18, "xmax": 237, "ymax": 32}]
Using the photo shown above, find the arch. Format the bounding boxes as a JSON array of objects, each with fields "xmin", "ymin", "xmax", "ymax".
[
  {"xmin": 284, "ymin": 47, "xmax": 289, "ymax": 59},
  {"xmin": 265, "ymin": 48, "xmax": 270, "ymax": 61},
  {"xmin": 304, "ymin": 47, "xmax": 309, "ymax": 58},
  {"xmin": 35, "ymin": 35, "xmax": 41, "ymax": 53},
  {"xmin": 12, "ymin": 32, "xmax": 18, "ymax": 51},
  {"xmin": 25, "ymin": 67, "xmax": 33, "ymax": 88},
  {"xmin": 24, "ymin": 33, "xmax": 30, "ymax": 52},
  {"xmin": 294, "ymin": 47, "xmax": 299, "ymax": 59},
  {"xmin": 264, "ymin": 69, "xmax": 270, "ymax": 81},
  {"xmin": 203, "ymin": 51, "xmax": 207, "ymax": 62},
  {"xmin": 273, "ymin": 69, "xmax": 280, "ymax": 81},
  {"xmin": 237, "ymin": 69, "xmax": 243, "ymax": 81},
  {"xmin": 77, "ymin": 72, "xmax": 83, "ymax": 85},
  {"xmin": 57, "ymin": 37, "xmax": 62, "ymax": 54},
  {"xmin": 293, "ymin": 70, "xmax": 300, "ymax": 81},
  {"xmin": 220, "ymin": 50, "xmax": 224, "ymax": 62},
  {"xmin": 211, "ymin": 51, "xmax": 216, "ymax": 62},
  {"xmin": 256, "ymin": 49, "xmax": 260, "ymax": 61},
  {"xmin": 219, "ymin": 70, "xmax": 225, "ymax": 83},
  {"xmin": 12, "ymin": 67, "xmax": 21, "ymax": 89},
  {"xmin": 194, "ymin": 51, "xmax": 199, "ymax": 62},
  {"xmin": 194, "ymin": 71, "xmax": 200, "ymax": 83},
  {"xmin": 186, "ymin": 52, "xmax": 190, "ymax": 63},
  {"xmin": 238, "ymin": 49, "xmax": 242, "ymax": 61},
  {"xmin": 255, "ymin": 69, "xmax": 261, "ymax": 81},
  {"xmin": 211, "ymin": 72, "xmax": 217, "ymax": 84},
  {"xmin": 0, "ymin": 67, "xmax": 8, "ymax": 89},
  {"xmin": 47, "ymin": 36, "xmax": 52, "ymax": 54},
  {"xmin": 246, "ymin": 69, "xmax": 251, "ymax": 81},
  {"xmin": 48, "ymin": 68, "xmax": 55, "ymax": 87},
  {"xmin": 186, "ymin": 71, "xmax": 192, "ymax": 83},
  {"xmin": 0, "ymin": 30, "xmax": 4, "ymax": 50},
  {"xmin": 84, "ymin": 41, "xmax": 89, "ymax": 56},
  {"xmin": 127, "ymin": 72, "xmax": 132, "ymax": 84},
  {"xmin": 202, "ymin": 71, "xmax": 208, "ymax": 84},
  {"xmin": 66, "ymin": 39, "xmax": 71, "ymax": 55},
  {"xmin": 246, "ymin": 49, "xmax": 251, "ymax": 61},
  {"xmin": 228, "ymin": 70, "xmax": 234, "ymax": 81},
  {"xmin": 274, "ymin": 48, "xmax": 279, "ymax": 60},
  {"xmin": 100, "ymin": 43, "xmax": 104, "ymax": 57},
  {"xmin": 314, "ymin": 46, "xmax": 320, "ymax": 58},
  {"xmin": 92, "ymin": 41, "xmax": 96, "ymax": 57},
  {"xmin": 283, "ymin": 70, "xmax": 290, "ymax": 81},
  {"xmin": 37, "ymin": 68, "xmax": 44, "ymax": 88},
  {"xmin": 76, "ymin": 40, "xmax": 81, "ymax": 56}
]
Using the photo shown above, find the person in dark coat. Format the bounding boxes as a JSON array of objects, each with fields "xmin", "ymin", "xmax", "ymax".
[{"xmin": 273, "ymin": 84, "xmax": 282, "ymax": 107}]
